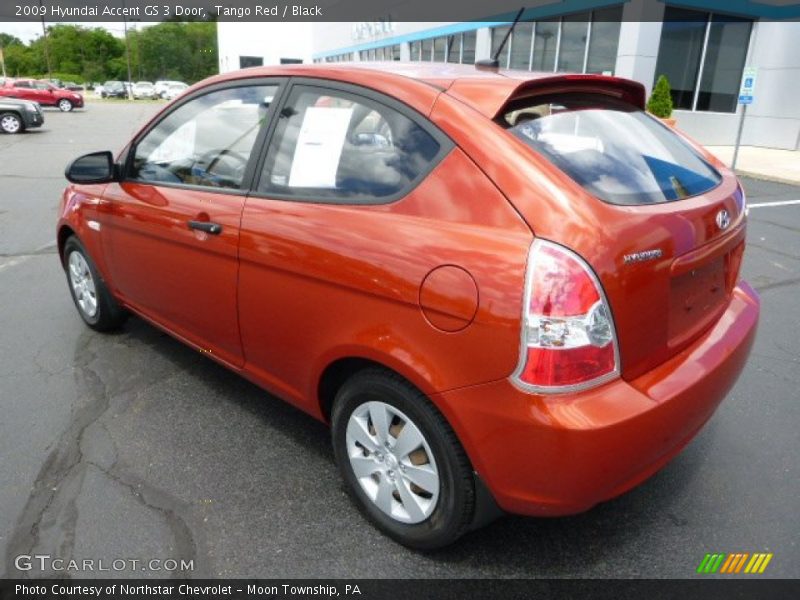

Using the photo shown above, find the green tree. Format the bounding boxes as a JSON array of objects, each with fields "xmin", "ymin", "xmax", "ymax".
[
  {"xmin": 0, "ymin": 22, "xmax": 215, "ymax": 84},
  {"xmin": 0, "ymin": 33, "xmax": 24, "ymax": 48},
  {"xmin": 647, "ymin": 75, "xmax": 674, "ymax": 118},
  {"xmin": 30, "ymin": 25, "xmax": 125, "ymax": 83},
  {"xmin": 3, "ymin": 43, "xmax": 39, "ymax": 77},
  {"xmin": 138, "ymin": 21, "xmax": 217, "ymax": 83}
]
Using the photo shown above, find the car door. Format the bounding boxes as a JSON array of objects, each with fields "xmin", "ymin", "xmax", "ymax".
[
  {"xmin": 11, "ymin": 80, "xmax": 35, "ymax": 102},
  {"xmin": 101, "ymin": 80, "xmax": 283, "ymax": 368},
  {"xmin": 237, "ymin": 81, "xmax": 456, "ymax": 406},
  {"xmin": 32, "ymin": 81, "xmax": 55, "ymax": 105}
]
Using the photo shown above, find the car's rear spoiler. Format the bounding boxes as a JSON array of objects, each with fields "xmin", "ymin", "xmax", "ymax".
[{"xmin": 446, "ymin": 74, "xmax": 646, "ymax": 120}]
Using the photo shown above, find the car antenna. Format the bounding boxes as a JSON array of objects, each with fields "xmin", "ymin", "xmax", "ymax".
[{"xmin": 476, "ymin": 7, "xmax": 525, "ymax": 71}]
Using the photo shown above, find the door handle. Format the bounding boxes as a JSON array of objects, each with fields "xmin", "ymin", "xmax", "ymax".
[{"xmin": 188, "ymin": 220, "xmax": 222, "ymax": 235}]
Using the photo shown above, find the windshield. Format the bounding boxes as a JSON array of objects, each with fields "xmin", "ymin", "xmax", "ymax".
[{"xmin": 502, "ymin": 96, "xmax": 721, "ymax": 205}]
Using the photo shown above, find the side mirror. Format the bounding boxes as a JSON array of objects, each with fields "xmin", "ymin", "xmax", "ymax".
[{"xmin": 65, "ymin": 151, "xmax": 118, "ymax": 184}]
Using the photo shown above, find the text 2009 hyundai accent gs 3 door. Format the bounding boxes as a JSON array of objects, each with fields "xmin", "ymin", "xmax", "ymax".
[{"xmin": 57, "ymin": 64, "xmax": 759, "ymax": 549}]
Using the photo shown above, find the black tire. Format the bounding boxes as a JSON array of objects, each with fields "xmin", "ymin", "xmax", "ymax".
[
  {"xmin": 331, "ymin": 368, "xmax": 475, "ymax": 550},
  {"xmin": 63, "ymin": 236, "xmax": 127, "ymax": 331},
  {"xmin": 0, "ymin": 112, "xmax": 24, "ymax": 134},
  {"xmin": 58, "ymin": 99, "xmax": 73, "ymax": 112}
]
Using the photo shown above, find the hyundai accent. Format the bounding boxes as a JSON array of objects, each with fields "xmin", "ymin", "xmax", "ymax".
[{"xmin": 58, "ymin": 63, "xmax": 759, "ymax": 549}]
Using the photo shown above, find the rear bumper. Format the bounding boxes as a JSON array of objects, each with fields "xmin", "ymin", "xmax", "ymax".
[{"xmin": 433, "ymin": 281, "xmax": 759, "ymax": 516}]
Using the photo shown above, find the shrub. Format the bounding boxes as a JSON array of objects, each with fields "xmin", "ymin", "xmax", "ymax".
[{"xmin": 647, "ymin": 75, "xmax": 674, "ymax": 118}]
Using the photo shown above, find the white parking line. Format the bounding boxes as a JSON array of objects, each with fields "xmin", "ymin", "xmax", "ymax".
[{"xmin": 748, "ymin": 200, "xmax": 800, "ymax": 208}]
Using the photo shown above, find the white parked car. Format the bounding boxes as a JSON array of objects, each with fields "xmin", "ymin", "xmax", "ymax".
[
  {"xmin": 154, "ymin": 80, "xmax": 186, "ymax": 99},
  {"xmin": 132, "ymin": 81, "xmax": 156, "ymax": 100},
  {"xmin": 163, "ymin": 82, "xmax": 189, "ymax": 101}
]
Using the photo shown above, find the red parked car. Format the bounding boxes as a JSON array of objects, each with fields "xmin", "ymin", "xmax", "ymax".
[
  {"xmin": 0, "ymin": 78, "xmax": 84, "ymax": 111},
  {"xmin": 57, "ymin": 63, "xmax": 759, "ymax": 549}
]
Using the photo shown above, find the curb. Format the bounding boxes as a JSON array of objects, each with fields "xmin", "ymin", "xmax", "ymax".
[{"xmin": 733, "ymin": 169, "xmax": 800, "ymax": 187}]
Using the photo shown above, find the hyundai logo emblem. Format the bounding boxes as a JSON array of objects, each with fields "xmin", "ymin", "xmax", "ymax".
[{"xmin": 716, "ymin": 209, "xmax": 731, "ymax": 230}]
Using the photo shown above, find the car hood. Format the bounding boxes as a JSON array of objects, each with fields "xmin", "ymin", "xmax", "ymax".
[{"xmin": 0, "ymin": 98, "xmax": 38, "ymax": 109}]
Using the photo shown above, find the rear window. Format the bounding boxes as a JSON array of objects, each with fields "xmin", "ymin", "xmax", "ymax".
[{"xmin": 500, "ymin": 95, "xmax": 721, "ymax": 205}]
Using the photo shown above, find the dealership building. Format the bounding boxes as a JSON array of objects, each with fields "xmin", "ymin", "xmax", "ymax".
[{"xmin": 217, "ymin": 1, "xmax": 800, "ymax": 150}]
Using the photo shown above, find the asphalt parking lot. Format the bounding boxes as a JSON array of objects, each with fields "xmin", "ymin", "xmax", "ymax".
[{"xmin": 0, "ymin": 103, "xmax": 798, "ymax": 579}]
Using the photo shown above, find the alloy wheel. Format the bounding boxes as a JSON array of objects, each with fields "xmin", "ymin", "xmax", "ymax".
[
  {"xmin": 346, "ymin": 401, "xmax": 440, "ymax": 524},
  {"xmin": 1, "ymin": 114, "xmax": 21, "ymax": 133},
  {"xmin": 68, "ymin": 251, "xmax": 98, "ymax": 318}
]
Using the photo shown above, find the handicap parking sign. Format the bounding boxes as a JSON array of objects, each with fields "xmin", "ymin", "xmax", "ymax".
[{"xmin": 739, "ymin": 68, "xmax": 757, "ymax": 105}]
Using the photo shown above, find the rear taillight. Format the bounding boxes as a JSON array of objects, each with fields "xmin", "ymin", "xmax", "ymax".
[{"xmin": 512, "ymin": 240, "xmax": 620, "ymax": 393}]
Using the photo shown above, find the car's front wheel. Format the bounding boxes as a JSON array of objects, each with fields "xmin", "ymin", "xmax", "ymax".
[
  {"xmin": 0, "ymin": 112, "xmax": 23, "ymax": 134},
  {"xmin": 332, "ymin": 369, "xmax": 475, "ymax": 550},
  {"xmin": 58, "ymin": 99, "xmax": 74, "ymax": 112},
  {"xmin": 63, "ymin": 236, "xmax": 126, "ymax": 331}
]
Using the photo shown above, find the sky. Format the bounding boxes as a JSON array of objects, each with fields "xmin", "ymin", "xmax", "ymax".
[{"xmin": 0, "ymin": 21, "xmax": 155, "ymax": 44}]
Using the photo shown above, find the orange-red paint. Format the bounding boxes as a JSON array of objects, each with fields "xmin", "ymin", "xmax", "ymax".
[{"xmin": 57, "ymin": 63, "xmax": 759, "ymax": 516}]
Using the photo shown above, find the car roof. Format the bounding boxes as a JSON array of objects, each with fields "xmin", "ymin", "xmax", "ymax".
[{"xmin": 202, "ymin": 62, "xmax": 646, "ymax": 119}]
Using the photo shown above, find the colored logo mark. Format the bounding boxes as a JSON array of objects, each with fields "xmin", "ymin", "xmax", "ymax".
[{"xmin": 697, "ymin": 553, "xmax": 773, "ymax": 574}]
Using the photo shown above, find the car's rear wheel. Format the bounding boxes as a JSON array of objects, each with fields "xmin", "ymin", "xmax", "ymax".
[
  {"xmin": 63, "ymin": 236, "xmax": 126, "ymax": 331},
  {"xmin": 58, "ymin": 99, "xmax": 74, "ymax": 112},
  {"xmin": 0, "ymin": 112, "xmax": 23, "ymax": 134},
  {"xmin": 331, "ymin": 369, "xmax": 474, "ymax": 550}
]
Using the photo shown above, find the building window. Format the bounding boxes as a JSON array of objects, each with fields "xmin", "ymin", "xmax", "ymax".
[
  {"xmin": 491, "ymin": 26, "xmax": 512, "ymax": 67},
  {"xmin": 239, "ymin": 56, "xmax": 263, "ymax": 69},
  {"xmin": 532, "ymin": 20, "xmax": 558, "ymax": 71},
  {"xmin": 433, "ymin": 37, "xmax": 446, "ymax": 62},
  {"xmin": 410, "ymin": 41, "xmax": 421, "ymax": 61},
  {"xmin": 439, "ymin": 32, "xmax": 477, "ymax": 64},
  {"xmin": 322, "ymin": 53, "xmax": 353, "ymax": 63},
  {"xmin": 462, "ymin": 31, "xmax": 476, "ymax": 64},
  {"xmin": 447, "ymin": 35, "xmax": 461, "ymax": 63},
  {"xmin": 421, "ymin": 38, "xmax": 433, "ymax": 61},
  {"xmin": 491, "ymin": 6, "xmax": 622, "ymax": 74},
  {"xmin": 654, "ymin": 7, "xmax": 752, "ymax": 113},
  {"xmin": 408, "ymin": 31, "xmax": 477, "ymax": 64},
  {"xmin": 586, "ymin": 7, "xmax": 623, "ymax": 74},
  {"xmin": 557, "ymin": 13, "xmax": 590, "ymax": 72},
  {"xmin": 510, "ymin": 22, "xmax": 534, "ymax": 70}
]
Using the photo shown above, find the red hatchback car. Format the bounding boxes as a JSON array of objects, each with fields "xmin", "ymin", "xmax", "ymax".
[
  {"xmin": 0, "ymin": 78, "xmax": 84, "ymax": 112},
  {"xmin": 58, "ymin": 64, "xmax": 759, "ymax": 549}
]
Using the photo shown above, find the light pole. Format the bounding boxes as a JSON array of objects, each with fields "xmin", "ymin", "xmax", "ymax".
[
  {"xmin": 122, "ymin": 0, "xmax": 133, "ymax": 98},
  {"xmin": 133, "ymin": 24, "xmax": 143, "ymax": 80},
  {"xmin": 38, "ymin": 0, "xmax": 52, "ymax": 80}
]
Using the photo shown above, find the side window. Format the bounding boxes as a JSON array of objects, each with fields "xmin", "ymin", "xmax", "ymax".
[
  {"xmin": 257, "ymin": 86, "xmax": 443, "ymax": 202},
  {"xmin": 15, "ymin": 81, "xmax": 32, "ymax": 88},
  {"xmin": 34, "ymin": 82, "xmax": 50, "ymax": 90},
  {"xmin": 131, "ymin": 84, "xmax": 278, "ymax": 190}
]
